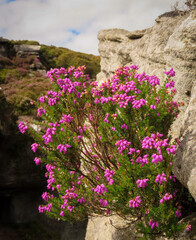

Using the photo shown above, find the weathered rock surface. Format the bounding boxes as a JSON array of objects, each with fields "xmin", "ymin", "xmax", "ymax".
[
  {"xmin": 173, "ymin": 82, "xmax": 196, "ymax": 199},
  {"xmin": 97, "ymin": 10, "xmax": 196, "ymax": 200},
  {"xmin": 85, "ymin": 215, "xmax": 139, "ymax": 240},
  {"xmin": 13, "ymin": 44, "xmax": 41, "ymax": 57},
  {"xmin": 85, "ymin": 214, "xmax": 196, "ymax": 240}
]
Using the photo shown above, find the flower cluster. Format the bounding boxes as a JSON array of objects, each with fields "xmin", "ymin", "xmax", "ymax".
[
  {"xmin": 104, "ymin": 169, "xmax": 115, "ymax": 185},
  {"xmin": 93, "ymin": 184, "xmax": 107, "ymax": 195},
  {"xmin": 57, "ymin": 144, "xmax": 71, "ymax": 154},
  {"xmin": 115, "ymin": 139, "xmax": 131, "ymax": 154},
  {"xmin": 136, "ymin": 179, "xmax": 149, "ymax": 188},
  {"xmin": 155, "ymin": 173, "xmax": 167, "ymax": 184},
  {"xmin": 149, "ymin": 220, "xmax": 159, "ymax": 229},
  {"xmin": 18, "ymin": 121, "xmax": 28, "ymax": 134},
  {"xmin": 129, "ymin": 196, "xmax": 141, "ymax": 208},
  {"xmin": 31, "ymin": 143, "xmax": 39, "ymax": 152},
  {"xmin": 19, "ymin": 65, "xmax": 187, "ymax": 238},
  {"xmin": 160, "ymin": 192, "xmax": 173, "ymax": 203}
]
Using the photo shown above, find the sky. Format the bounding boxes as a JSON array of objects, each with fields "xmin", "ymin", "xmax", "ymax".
[{"xmin": 0, "ymin": 0, "xmax": 185, "ymax": 55}]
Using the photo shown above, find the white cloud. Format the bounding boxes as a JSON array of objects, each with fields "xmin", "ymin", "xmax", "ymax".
[{"xmin": 0, "ymin": 0, "xmax": 186, "ymax": 55}]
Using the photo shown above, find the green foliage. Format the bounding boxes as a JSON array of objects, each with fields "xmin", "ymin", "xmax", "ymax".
[
  {"xmin": 0, "ymin": 69, "xmax": 11, "ymax": 83},
  {"xmin": 0, "ymin": 57, "xmax": 13, "ymax": 69},
  {"xmin": 40, "ymin": 45, "xmax": 100, "ymax": 78},
  {"xmin": 21, "ymin": 65, "xmax": 190, "ymax": 239},
  {"xmin": 0, "ymin": 40, "xmax": 100, "ymax": 116},
  {"xmin": 10, "ymin": 40, "xmax": 40, "ymax": 45},
  {"xmin": 3, "ymin": 76, "xmax": 51, "ymax": 115}
]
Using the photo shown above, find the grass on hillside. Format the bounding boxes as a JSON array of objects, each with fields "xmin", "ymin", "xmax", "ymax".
[{"xmin": 0, "ymin": 40, "xmax": 100, "ymax": 116}]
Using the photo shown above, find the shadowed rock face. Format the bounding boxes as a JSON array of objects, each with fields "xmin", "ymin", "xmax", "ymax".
[
  {"xmin": 97, "ymin": 10, "xmax": 196, "ymax": 201},
  {"xmin": 0, "ymin": 90, "xmax": 45, "ymax": 223},
  {"xmin": 0, "ymin": 38, "xmax": 13, "ymax": 58}
]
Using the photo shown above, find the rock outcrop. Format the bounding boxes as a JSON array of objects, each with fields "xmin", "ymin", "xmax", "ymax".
[
  {"xmin": 85, "ymin": 213, "xmax": 196, "ymax": 240},
  {"xmin": 97, "ymin": 10, "xmax": 196, "ymax": 200},
  {"xmin": 85, "ymin": 215, "xmax": 139, "ymax": 240},
  {"xmin": 13, "ymin": 44, "xmax": 41, "ymax": 58},
  {"xmin": 0, "ymin": 38, "xmax": 41, "ymax": 59}
]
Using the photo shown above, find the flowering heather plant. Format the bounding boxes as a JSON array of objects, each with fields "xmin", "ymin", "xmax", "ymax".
[{"xmin": 19, "ymin": 65, "xmax": 188, "ymax": 238}]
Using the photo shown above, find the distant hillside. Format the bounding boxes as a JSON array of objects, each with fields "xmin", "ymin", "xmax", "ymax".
[{"xmin": 0, "ymin": 38, "xmax": 100, "ymax": 116}]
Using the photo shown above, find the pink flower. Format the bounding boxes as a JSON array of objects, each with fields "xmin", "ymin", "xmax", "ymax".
[
  {"xmin": 169, "ymin": 175, "xmax": 176, "ymax": 182},
  {"xmin": 151, "ymin": 154, "xmax": 163, "ymax": 164},
  {"xmin": 142, "ymin": 136, "xmax": 155, "ymax": 149},
  {"xmin": 148, "ymin": 75, "xmax": 160, "ymax": 86},
  {"xmin": 67, "ymin": 205, "xmax": 74, "ymax": 212},
  {"xmin": 104, "ymin": 113, "xmax": 110, "ymax": 123},
  {"xmin": 94, "ymin": 184, "xmax": 107, "ymax": 195},
  {"xmin": 164, "ymin": 68, "xmax": 175, "ymax": 77},
  {"xmin": 155, "ymin": 173, "xmax": 167, "ymax": 184},
  {"xmin": 100, "ymin": 198, "xmax": 108, "ymax": 207},
  {"xmin": 60, "ymin": 211, "xmax": 65, "ymax": 217},
  {"xmin": 31, "ymin": 143, "xmax": 39, "ymax": 152},
  {"xmin": 149, "ymin": 220, "xmax": 159, "ymax": 229},
  {"xmin": 136, "ymin": 179, "xmax": 149, "ymax": 188},
  {"xmin": 39, "ymin": 96, "xmax": 45, "ymax": 103},
  {"xmin": 129, "ymin": 196, "xmax": 141, "ymax": 208},
  {"xmin": 165, "ymin": 81, "xmax": 175, "ymax": 89},
  {"xmin": 121, "ymin": 124, "xmax": 128, "ymax": 129},
  {"xmin": 160, "ymin": 192, "xmax": 173, "ymax": 203},
  {"xmin": 175, "ymin": 206, "xmax": 182, "ymax": 218},
  {"xmin": 77, "ymin": 197, "xmax": 85, "ymax": 204},
  {"xmin": 132, "ymin": 99, "xmax": 146, "ymax": 110},
  {"xmin": 104, "ymin": 169, "xmax": 115, "ymax": 184},
  {"xmin": 34, "ymin": 157, "xmax": 42, "ymax": 165},
  {"xmin": 18, "ymin": 121, "xmax": 28, "ymax": 134},
  {"xmin": 186, "ymin": 224, "xmax": 191, "ymax": 232},
  {"xmin": 128, "ymin": 148, "xmax": 136, "ymax": 155},
  {"xmin": 136, "ymin": 155, "xmax": 148, "ymax": 166},
  {"xmin": 57, "ymin": 144, "xmax": 71, "ymax": 154},
  {"xmin": 59, "ymin": 114, "xmax": 73, "ymax": 124},
  {"xmin": 115, "ymin": 139, "xmax": 131, "ymax": 154},
  {"xmin": 37, "ymin": 107, "xmax": 46, "ymax": 117},
  {"xmin": 166, "ymin": 145, "xmax": 177, "ymax": 155},
  {"xmin": 42, "ymin": 192, "xmax": 50, "ymax": 201},
  {"xmin": 150, "ymin": 105, "xmax": 157, "ymax": 110}
]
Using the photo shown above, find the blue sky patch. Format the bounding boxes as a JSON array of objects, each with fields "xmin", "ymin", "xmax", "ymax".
[
  {"xmin": 6, "ymin": 0, "xmax": 16, "ymax": 3},
  {"xmin": 69, "ymin": 29, "xmax": 80, "ymax": 36}
]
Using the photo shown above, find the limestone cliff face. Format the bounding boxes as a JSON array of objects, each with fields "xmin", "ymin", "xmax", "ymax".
[{"xmin": 97, "ymin": 10, "xmax": 196, "ymax": 201}]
